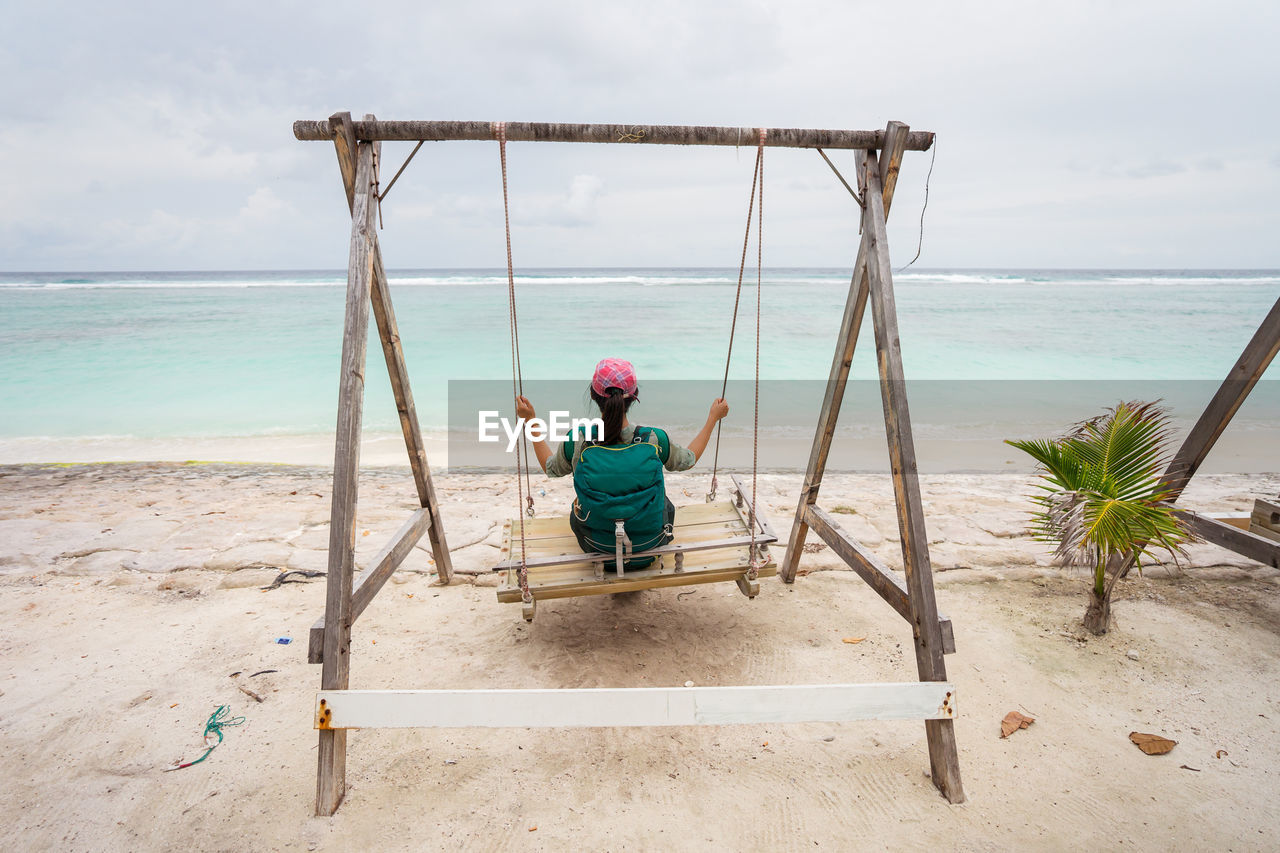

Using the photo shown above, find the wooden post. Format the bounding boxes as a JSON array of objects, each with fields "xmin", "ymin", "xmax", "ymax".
[
  {"xmin": 780, "ymin": 123, "xmax": 909, "ymax": 583},
  {"xmin": 330, "ymin": 111, "xmax": 359, "ymax": 214},
  {"xmin": 316, "ymin": 115, "xmax": 378, "ymax": 817},
  {"xmin": 862, "ymin": 143, "xmax": 965, "ymax": 804}
]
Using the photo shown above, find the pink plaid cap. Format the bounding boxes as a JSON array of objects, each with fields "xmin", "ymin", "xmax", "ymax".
[{"xmin": 591, "ymin": 358, "xmax": 638, "ymax": 398}]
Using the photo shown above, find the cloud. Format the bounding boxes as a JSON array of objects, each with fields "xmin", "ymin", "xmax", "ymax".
[
  {"xmin": 239, "ymin": 187, "xmax": 296, "ymax": 223},
  {"xmin": 1126, "ymin": 161, "xmax": 1187, "ymax": 180},
  {"xmin": 3, "ymin": 0, "xmax": 1280, "ymax": 268},
  {"xmin": 1064, "ymin": 158, "xmax": 1194, "ymax": 181},
  {"xmin": 538, "ymin": 174, "xmax": 605, "ymax": 227}
]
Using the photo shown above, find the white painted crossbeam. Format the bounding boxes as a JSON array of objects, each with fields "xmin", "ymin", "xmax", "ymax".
[{"xmin": 315, "ymin": 683, "xmax": 955, "ymax": 730}]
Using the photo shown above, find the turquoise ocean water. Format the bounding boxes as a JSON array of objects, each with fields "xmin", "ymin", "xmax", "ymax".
[{"xmin": 0, "ymin": 268, "xmax": 1276, "ymax": 467}]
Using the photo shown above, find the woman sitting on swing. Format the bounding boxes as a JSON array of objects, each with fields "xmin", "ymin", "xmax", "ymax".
[{"xmin": 515, "ymin": 357, "xmax": 729, "ymax": 567}]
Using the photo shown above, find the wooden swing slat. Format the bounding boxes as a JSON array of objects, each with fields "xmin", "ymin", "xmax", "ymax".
[
  {"xmin": 502, "ymin": 501, "xmax": 739, "ymax": 542},
  {"xmin": 500, "ymin": 508, "xmax": 745, "ymax": 555},
  {"xmin": 498, "ymin": 532, "xmax": 758, "ymax": 572},
  {"xmin": 497, "ymin": 553, "xmax": 776, "ymax": 602},
  {"xmin": 494, "ymin": 513, "xmax": 774, "ymax": 570}
]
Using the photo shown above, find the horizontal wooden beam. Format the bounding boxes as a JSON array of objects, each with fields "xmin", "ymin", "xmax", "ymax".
[
  {"xmin": 804, "ymin": 504, "xmax": 956, "ymax": 655},
  {"xmin": 1180, "ymin": 507, "xmax": 1280, "ymax": 569},
  {"xmin": 293, "ymin": 119, "xmax": 935, "ymax": 151},
  {"xmin": 352, "ymin": 509, "xmax": 433, "ymax": 617},
  {"xmin": 309, "ymin": 509, "xmax": 433, "ymax": 664},
  {"xmin": 315, "ymin": 683, "xmax": 956, "ymax": 730}
]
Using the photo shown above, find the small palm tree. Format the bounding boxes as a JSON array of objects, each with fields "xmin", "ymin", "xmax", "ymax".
[{"xmin": 1007, "ymin": 401, "xmax": 1195, "ymax": 634}]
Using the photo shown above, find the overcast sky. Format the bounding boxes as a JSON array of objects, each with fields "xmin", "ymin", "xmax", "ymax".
[{"xmin": 3, "ymin": 0, "xmax": 1278, "ymax": 271}]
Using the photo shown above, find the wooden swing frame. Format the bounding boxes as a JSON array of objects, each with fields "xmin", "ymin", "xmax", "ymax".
[{"xmin": 295, "ymin": 113, "xmax": 963, "ymax": 816}]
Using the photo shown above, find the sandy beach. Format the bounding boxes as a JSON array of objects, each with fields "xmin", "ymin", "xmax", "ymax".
[
  {"xmin": 7, "ymin": 0, "xmax": 1280, "ymax": 847},
  {"xmin": 2, "ymin": 461, "xmax": 1279, "ymax": 850}
]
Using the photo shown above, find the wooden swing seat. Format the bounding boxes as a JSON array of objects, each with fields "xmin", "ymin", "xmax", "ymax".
[{"xmin": 493, "ymin": 474, "xmax": 777, "ymax": 614}]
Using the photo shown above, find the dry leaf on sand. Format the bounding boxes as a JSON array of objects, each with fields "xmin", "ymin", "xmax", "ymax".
[
  {"xmin": 842, "ymin": 637, "xmax": 866, "ymax": 645},
  {"xmin": 1000, "ymin": 711, "xmax": 1036, "ymax": 738},
  {"xmin": 1129, "ymin": 732, "xmax": 1177, "ymax": 755}
]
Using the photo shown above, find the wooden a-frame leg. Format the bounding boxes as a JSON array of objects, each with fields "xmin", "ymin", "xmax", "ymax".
[
  {"xmin": 1161, "ymin": 295, "xmax": 1279, "ymax": 495},
  {"xmin": 781, "ymin": 123, "xmax": 910, "ymax": 583},
  {"xmin": 1116, "ymin": 295, "xmax": 1280, "ymax": 578},
  {"xmin": 862, "ymin": 137, "xmax": 964, "ymax": 804},
  {"xmin": 780, "ymin": 235, "xmax": 871, "ymax": 582},
  {"xmin": 317, "ymin": 114, "xmax": 378, "ymax": 817},
  {"xmin": 370, "ymin": 249, "xmax": 454, "ymax": 583}
]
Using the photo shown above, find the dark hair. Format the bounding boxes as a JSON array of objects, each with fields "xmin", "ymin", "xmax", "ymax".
[{"xmin": 590, "ymin": 386, "xmax": 635, "ymax": 445}]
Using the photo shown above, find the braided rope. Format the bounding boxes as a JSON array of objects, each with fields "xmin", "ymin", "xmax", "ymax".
[
  {"xmin": 707, "ymin": 130, "xmax": 765, "ymax": 503},
  {"xmin": 749, "ymin": 129, "xmax": 765, "ymax": 578},
  {"xmin": 495, "ymin": 122, "xmax": 532, "ymax": 603}
]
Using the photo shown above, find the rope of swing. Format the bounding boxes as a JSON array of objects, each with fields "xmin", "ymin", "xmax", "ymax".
[
  {"xmin": 495, "ymin": 122, "xmax": 533, "ymax": 604},
  {"xmin": 707, "ymin": 128, "xmax": 765, "ymax": 539},
  {"xmin": 749, "ymin": 131, "xmax": 763, "ymax": 578}
]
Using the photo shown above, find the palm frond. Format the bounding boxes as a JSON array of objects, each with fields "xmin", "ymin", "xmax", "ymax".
[{"xmin": 1007, "ymin": 400, "xmax": 1195, "ymax": 579}]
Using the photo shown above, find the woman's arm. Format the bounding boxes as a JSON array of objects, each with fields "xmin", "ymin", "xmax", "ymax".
[
  {"xmin": 515, "ymin": 395, "xmax": 554, "ymax": 472},
  {"xmin": 686, "ymin": 398, "xmax": 730, "ymax": 462}
]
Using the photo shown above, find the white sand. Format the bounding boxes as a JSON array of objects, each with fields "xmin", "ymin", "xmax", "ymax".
[{"xmin": 1, "ymin": 463, "xmax": 1279, "ymax": 850}]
